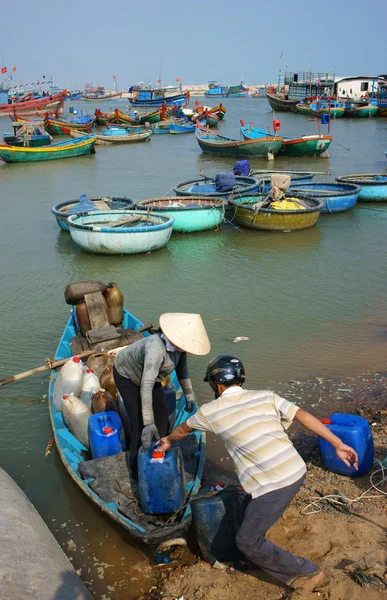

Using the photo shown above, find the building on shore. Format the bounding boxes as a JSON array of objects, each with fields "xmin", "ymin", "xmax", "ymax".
[{"xmin": 334, "ymin": 75, "xmax": 378, "ymax": 99}]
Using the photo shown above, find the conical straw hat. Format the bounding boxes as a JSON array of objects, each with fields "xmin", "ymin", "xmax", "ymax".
[{"xmin": 159, "ymin": 313, "xmax": 211, "ymax": 356}]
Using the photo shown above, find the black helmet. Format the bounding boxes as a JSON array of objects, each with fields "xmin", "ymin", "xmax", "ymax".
[{"xmin": 204, "ymin": 355, "xmax": 245, "ymax": 385}]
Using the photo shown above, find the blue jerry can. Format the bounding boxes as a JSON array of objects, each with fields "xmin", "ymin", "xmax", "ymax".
[
  {"xmin": 318, "ymin": 413, "xmax": 374, "ymax": 477},
  {"xmin": 138, "ymin": 445, "xmax": 185, "ymax": 514},
  {"xmin": 88, "ymin": 411, "xmax": 126, "ymax": 459}
]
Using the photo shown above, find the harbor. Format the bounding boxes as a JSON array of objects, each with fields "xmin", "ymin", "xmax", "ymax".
[{"xmin": 1, "ymin": 66, "xmax": 387, "ymax": 600}]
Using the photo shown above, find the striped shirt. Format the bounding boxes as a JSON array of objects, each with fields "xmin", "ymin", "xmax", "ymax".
[{"xmin": 186, "ymin": 386, "xmax": 306, "ymax": 498}]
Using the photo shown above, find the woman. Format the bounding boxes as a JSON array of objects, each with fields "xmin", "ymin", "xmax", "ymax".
[{"xmin": 113, "ymin": 312, "xmax": 210, "ymax": 476}]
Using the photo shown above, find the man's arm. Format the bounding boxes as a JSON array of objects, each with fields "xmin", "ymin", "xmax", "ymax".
[
  {"xmin": 294, "ymin": 408, "xmax": 358, "ymax": 469},
  {"xmin": 157, "ymin": 422, "xmax": 194, "ymax": 452}
]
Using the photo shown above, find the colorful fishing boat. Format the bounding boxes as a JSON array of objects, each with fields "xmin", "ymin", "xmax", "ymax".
[
  {"xmin": 82, "ymin": 92, "xmax": 122, "ymax": 102},
  {"xmin": 0, "ymin": 90, "xmax": 67, "ymax": 116},
  {"xmin": 68, "ymin": 210, "xmax": 174, "ymax": 254},
  {"xmin": 289, "ymin": 182, "xmax": 361, "ymax": 213},
  {"xmin": 335, "ymin": 174, "xmax": 387, "ymax": 201},
  {"xmin": 136, "ymin": 197, "xmax": 225, "ymax": 232},
  {"xmin": 3, "ymin": 120, "xmax": 52, "ymax": 148},
  {"xmin": 0, "ymin": 135, "xmax": 96, "ymax": 163},
  {"xmin": 226, "ymin": 83, "xmax": 249, "ymax": 97},
  {"xmin": 280, "ymin": 134, "xmax": 332, "ymax": 157},
  {"xmin": 204, "ymin": 82, "xmax": 228, "ymax": 98},
  {"xmin": 265, "ymin": 90, "xmax": 300, "ymax": 112},
  {"xmin": 49, "ymin": 297, "xmax": 205, "ymax": 563},
  {"xmin": 169, "ymin": 120, "xmax": 195, "ymax": 134},
  {"xmin": 229, "ymin": 194, "xmax": 323, "ymax": 231},
  {"xmin": 240, "ymin": 125, "xmax": 285, "ymax": 153},
  {"xmin": 129, "ymin": 86, "xmax": 188, "ymax": 107},
  {"xmin": 52, "ymin": 196, "xmax": 136, "ymax": 231},
  {"xmin": 106, "ymin": 108, "xmax": 165, "ymax": 126},
  {"xmin": 211, "ymin": 104, "xmax": 226, "ymax": 120},
  {"xmin": 196, "ymin": 125, "xmax": 284, "ymax": 158},
  {"xmin": 252, "ymin": 91, "xmax": 265, "ymax": 98},
  {"xmin": 343, "ymin": 102, "xmax": 379, "ymax": 118},
  {"xmin": 174, "ymin": 175, "xmax": 260, "ymax": 199},
  {"xmin": 195, "ymin": 110, "xmax": 219, "ymax": 128},
  {"xmin": 64, "ymin": 126, "xmax": 151, "ymax": 145},
  {"xmin": 309, "ymin": 101, "xmax": 345, "ymax": 118},
  {"xmin": 45, "ymin": 114, "xmax": 96, "ymax": 135}
]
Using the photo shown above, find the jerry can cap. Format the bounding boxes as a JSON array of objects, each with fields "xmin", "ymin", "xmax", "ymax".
[
  {"xmin": 151, "ymin": 449, "xmax": 165, "ymax": 459},
  {"xmin": 72, "ymin": 357, "xmax": 81, "ymax": 363},
  {"xmin": 103, "ymin": 426, "xmax": 113, "ymax": 434},
  {"xmin": 86, "ymin": 369, "xmax": 94, "ymax": 373},
  {"xmin": 62, "ymin": 394, "xmax": 70, "ymax": 399},
  {"xmin": 321, "ymin": 417, "xmax": 332, "ymax": 425}
]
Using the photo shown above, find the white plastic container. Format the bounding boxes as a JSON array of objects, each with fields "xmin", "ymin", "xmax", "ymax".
[
  {"xmin": 62, "ymin": 394, "xmax": 91, "ymax": 448},
  {"xmin": 53, "ymin": 357, "xmax": 84, "ymax": 411},
  {"xmin": 80, "ymin": 369, "xmax": 100, "ymax": 408}
]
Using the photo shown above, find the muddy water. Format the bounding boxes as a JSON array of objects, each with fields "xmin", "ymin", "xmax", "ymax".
[{"xmin": 0, "ymin": 96, "xmax": 387, "ymax": 598}]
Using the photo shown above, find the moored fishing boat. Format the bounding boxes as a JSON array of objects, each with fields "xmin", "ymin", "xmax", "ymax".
[
  {"xmin": 195, "ymin": 110, "xmax": 219, "ymax": 128},
  {"xmin": 3, "ymin": 120, "xmax": 52, "ymax": 147},
  {"xmin": 265, "ymin": 90, "xmax": 299, "ymax": 112},
  {"xmin": 0, "ymin": 90, "xmax": 67, "ymax": 116},
  {"xmin": 229, "ymin": 194, "xmax": 323, "ymax": 231},
  {"xmin": 168, "ymin": 120, "xmax": 195, "ymax": 134},
  {"xmin": 129, "ymin": 86, "xmax": 188, "ymax": 107},
  {"xmin": 52, "ymin": 196, "xmax": 136, "ymax": 231},
  {"xmin": 136, "ymin": 197, "xmax": 225, "ymax": 232},
  {"xmin": 309, "ymin": 101, "xmax": 345, "ymax": 118},
  {"xmin": 196, "ymin": 125, "xmax": 284, "ymax": 158},
  {"xmin": 211, "ymin": 104, "xmax": 226, "ymax": 120},
  {"xmin": 0, "ymin": 134, "xmax": 96, "ymax": 163},
  {"xmin": 64, "ymin": 126, "xmax": 152, "ymax": 145},
  {"xmin": 335, "ymin": 174, "xmax": 387, "ymax": 201},
  {"xmin": 343, "ymin": 102, "xmax": 379, "ymax": 118},
  {"xmin": 68, "ymin": 210, "xmax": 174, "ymax": 254},
  {"xmin": 289, "ymin": 182, "xmax": 361, "ymax": 213},
  {"xmin": 49, "ymin": 294, "xmax": 205, "ymax": 563},
  {"xmin": 45, "ymin": 114, "xmax": 96, "ymax": 135},
  {"xmin": 280, "ymin": 134, "xmax": 332, "ymax": 157},
  {"xmin": 174, "ymin": 175, "xmax": 260, "ymax": 199},
  {"xmin": 107, "ymin": 108, "xmax": 165, "ymax": 126},
  {"xmin": 240, "ymin": 125, "xmax": 285, "ymax": 154},
  {"xmin": 82, "ymin": 91, "xmax": 122, "ymax": 102}
]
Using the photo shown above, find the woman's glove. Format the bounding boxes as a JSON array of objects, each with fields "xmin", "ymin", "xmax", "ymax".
[{"xmin": 141, "ymin": 424, "xmax": 160, "ymax": 448}]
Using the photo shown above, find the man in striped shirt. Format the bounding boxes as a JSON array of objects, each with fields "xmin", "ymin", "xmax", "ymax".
[{"xmin": 158, "ymin": 355, "xmax": 358, "ymax": 592}]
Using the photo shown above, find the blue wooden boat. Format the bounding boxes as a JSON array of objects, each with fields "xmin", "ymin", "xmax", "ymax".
[
  {"xmin": 0, "ymin": 135, "xmax": 96, "ymax": 163},
  {"xmin": 168, "ymin": 120, "xmax": 195, "ymax": 134},
  {"xmin": 289, "ymin": 182, "xmax": 361, "ymax": 213},
  {"xmin": 335, "ymin": 174, "xmax": 387, "ymax": 201},
  {"xmin": 68, "ymin": 210, "xmax": 174, "ymax": 254},
  {"xmin": 204, "ymin": 82, "xmax": 228, "ymax": 97},
  {"xmin": 49, "ymin": 304, "xmax": 206, "ymax": 563},
  {"xmin": 196, "ymin": 125, "xmax": 284, "ymax": 158},
  {"xmin": 174, "ymin": 175, "xmax": 260, "ymax": 199},
  {"xmin": 52, "ymin": 196, "xmax": 136, "ymax": 231},
  {"xmin": 129, "ymin": 87, "xmax": 187, "ymax": 107},
  {"xmin": 136, "ymin": 197, "xmax": 225, "ymax": 232}
]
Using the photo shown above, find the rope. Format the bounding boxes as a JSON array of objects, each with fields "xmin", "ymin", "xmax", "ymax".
[
  {"xmin": 302, "ymin": 460, "xmax": 387, "ymax": 515},
  {"xmin": 113, "ymin": 480, "xmax": 145, "ymax": 517}
]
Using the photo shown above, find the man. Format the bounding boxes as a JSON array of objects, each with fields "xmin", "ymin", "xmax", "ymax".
[{"xmin": 158, "ymin": 355, "xmax": 358, "ymax": 593}]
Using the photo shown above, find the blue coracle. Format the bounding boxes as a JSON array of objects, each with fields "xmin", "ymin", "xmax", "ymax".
[
  {"xmin": 88, "ymin": 411, "xmax": 126, "ymax": 459},
  {"xmin": 138, "ymin": 444, "xmax": 185, "ymax": 514},
  {"xmin": 318, "ymin": 413, "xmax": 374, "ymax": 477}
]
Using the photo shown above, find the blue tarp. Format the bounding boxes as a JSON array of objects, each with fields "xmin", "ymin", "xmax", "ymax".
[
  {"xmin": 68, "ymin": 194, "xmax": 96, "ymax": 214},
  {"xmin": 233, "ymin": 160, "xmax": 251, "ymax": 176},
  {"xmin": 214, "ymin": 173, "xmax": 236, "ymax": 193}
]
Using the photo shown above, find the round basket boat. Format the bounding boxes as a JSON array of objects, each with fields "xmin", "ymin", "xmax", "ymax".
[
  {"xmin": 68, "ymin": 210, "xmax": 174, "ymax": 254},
  {"xmin": 173, "ymin": 176, "xmax": 260, "ymax": 199},
  {"xmin": 289, "ymin": 182, "xmax": 361, "ymax": 213},
  {"xmin": 136, "ymin": 196, "xmax": 225, "ymax": 233},
  {"xmin": 229, "ymin": 194, "xmax": 323, "ymax": 231},
  {"xmin": 52, "ymin": 197, "xmax": 135, "ymax": 232},
  {"xmin": 335, "ymin": 174, "xmax": 387, "ymax": 202}
]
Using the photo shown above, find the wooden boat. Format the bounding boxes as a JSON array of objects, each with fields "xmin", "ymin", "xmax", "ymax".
[
  {"xmin": 130, "ymin": 87, "xmax": 188, "ymax": 107},
  {"xmin": 289, "ymin": 182, "xmax": 361, "ymax": 213},
  {"xmin": 0, "ymin": 90, "xmax": 67, "ymax": 116},
  {"xmin": 0, "ymin": 135, "xmax": 96, "ymax": 163},
  {"xmin": 49, "ymin": 303, "xmax": 205, "ymax": 563},
  {"xmin": 226, "ymin": 83, "xmax": 249, "ymax": 97},
  {"xmin": 68, "ymin": 210, "xmax": 174, "ymax": 254},
  {"xmin": 45, "ymin": 114, "xmax": 96, "ymax": 135},
  {"xmin": 229, "ymin": 194, "xmax": 323, "ymax": 231},
  {"xmin": 137, "ymin": 197, "xmax": 225, "ymax": 232},
  {"xmin": 280, "ymin": 134, "xmax": 332, "ymax": 157},
  {"xmin": 240, "ymin": 125, "xmax": 286, "ymax": 154},
  {"xmin": 82, "ymin": 92, "xmax": 122, "ymax": 102},
  {"xmin": 196, "ymin": 125, "xmax": 284, "ymax": 158},
  {"xmin": 204, "ymin": 82, "xmax": 228, "ymax": 98},
  {"xmin": 63, "ymin": 126, "xmax": 151, "ymax": 145},
  {"xmin": 107, "ymin": 108, "xmax": 164, "ymax": 126},
  {"xmin": 309, "ymin": 102, "xmax": 345, "ymax": 118},
  {"xmin": 265, "ymin": 91, "xmax": 299, "ymax": 112},
  {"xmin": 344, "ymin": 102, "xmax": 379, "ymax": 118},
  {"xmin": 211, "ymin": 104, "xmax": 226, "ymax": 120},
  {"xmin": 3, "ymin": 120, "xmax": 52, "ymax": 148},
  {"xmin": 335, "ymin": 174, "xmax": 387, "ymax": 201},
  {"xmin": 169, "ymin": 120, "xmax": 195, "ymax": 134},
  {"xmin": 52, "ymin": 196, "xmax": 136, "ymax": 231},
  {"xmin": 174, "ymin": 175, "xmax": 260, "ymax": 199},
  {"xmin": 195, "ymin": 110, "xmax": 219, "ymax": 128},
  {"xmin": 252, "ymin": 91, "xmax": 264, "ymax": 98}
]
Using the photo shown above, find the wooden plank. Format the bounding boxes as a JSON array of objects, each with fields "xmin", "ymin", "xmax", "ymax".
[
  {"xmin": 86, "ymin": 326, "xmax": 120, "ymax": 345},
  {"xmin": 84, "ymin": 292, "xmax": 110, "ymax": 330},
  {"xmin": 103, "ymin": 215, "xmax": 148, "ymax": 228},
  {"xmin": 93, "ymin": 199, "xmax": 110, "ymax": 210}
]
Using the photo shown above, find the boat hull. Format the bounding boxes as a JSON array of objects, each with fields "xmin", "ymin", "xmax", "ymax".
[
  {"xmin": 82, "ymin": 93, "xmax": 122, "ymax": 102},
  {"xmin": 130, "ymin": 93, "xmax": 187, "ymax": 107},
  {"xmin": 0, "ymin": 135, "xmax": 96, "ymax": 162},
  {"xmin": 196, "ymin": 128, "xmax": 284, "ymax": 158},
  {"xmin": 344, "ymin": 105, "xmax": 379, "ymax": 118},
  {"xmin": 45, "ymin": 116, "xmax": 95, "ymax": 135},
  {"xmin": 137, "ymin": 197, "xmax": 225, "ymax": 232},
  {"xmin": 0, "ymin": 91, "xmax": 67, "ymax": 115},
  {"xmin": 309, "ymin": 107, "xmax": 344, "ymax": 118},
  {"xmin": 335, "ymin": 174, "xmax": 387, "ymax": 201},
  {"xmin": 281, "ymin": 136, "xmax": 331, "ymax": 157},
  {"xmin": 229, "ymin": 195, "xmax": 322, "ymax": 230},
  {"xmin": 174, "ymin": 176, "xmax": 260, "ymax": 199},
  {"xmin": 265, "ymin": 91, "xmax": 299, "ymax": 112},
  {"xmin": 52, "ymin": 197, "xmax": 135, "ymax": 231},
  {"xmin": 68, "ymin": 210, "xmax": 174, "ymax": 254},
  {"xmin": 290, "ymin": 182, "xmax": 360, "ymax": 212}
]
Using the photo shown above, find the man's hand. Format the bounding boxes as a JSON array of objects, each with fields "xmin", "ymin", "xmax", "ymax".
[
  {"xmin": 336, "ymin": 442, "xmax": 359, "ymax": 470},
  {"xmin": 141, "ymin": 424, "xmax": 160, "ymax": 448},
  {"xmin": 157, "ymin": 436, "xmax": 172, "ymax": 452}
]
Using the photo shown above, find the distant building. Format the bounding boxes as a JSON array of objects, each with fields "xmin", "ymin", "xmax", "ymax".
[{"xmin": 334, "ymin": 76, "xmax": 377, "ymax": 98}]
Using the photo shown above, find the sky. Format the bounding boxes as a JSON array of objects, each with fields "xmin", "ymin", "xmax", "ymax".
[{"xmin": 1, "ymin": 0, "xmax": 387, "ymax": 90}]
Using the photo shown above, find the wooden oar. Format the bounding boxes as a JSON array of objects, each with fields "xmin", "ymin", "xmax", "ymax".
[{"xmin": 0, "ymin": 323, "xmax": 153, "ymax": 389}]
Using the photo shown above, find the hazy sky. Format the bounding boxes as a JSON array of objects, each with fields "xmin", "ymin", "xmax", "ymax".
[{"xmin": 1, "ymin": 0, "xmax": 386, "ymax": 90}]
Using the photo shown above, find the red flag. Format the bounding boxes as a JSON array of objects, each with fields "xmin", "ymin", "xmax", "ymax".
[
  {"xmin": 112, "ymin": 75, "xmax": 116, "ymax": 79},
  {"xmin": 280, "ymin": 52, "xmax": 283, "ymax": 59},
  {"xmin": 1, "ymin": 67, "xmax": 7, "ymax": 74},
  {"xmin": 176, "ymin": 77, "xmax": 180, "ymax": 82},
  {"xmin": 12, "ymin": 66, "xmax": 16, "ymax": 72}
]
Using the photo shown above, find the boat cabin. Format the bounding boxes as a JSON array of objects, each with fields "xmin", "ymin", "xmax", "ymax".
[{"xmin": 283, "ymin": 71, "xmax": 335, "ymax": 101}]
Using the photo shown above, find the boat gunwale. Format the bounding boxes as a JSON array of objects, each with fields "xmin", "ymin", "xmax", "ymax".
[
  {"xmin": 174, "ymin": 176, "xmax": 259, "ymax": 197},
  {"xmin": 290, "ymin": 182, "xmax": 361, "ymax": 198},
  {"xmin": 336, "ymin": 174, "xmax": 387, "ymax": 186},
  {"xmin": 51, "ymin": 197, "xmax": 136, "ymax": 218},
  {"xmin": 229, "ymin": 195, "xmax": 323, "ymax": 214},
  {"xmin": 137, "ymin": 196, "xmax": 225, "ymax": 210},
  {"xmin": 68, "ymin": 209, "xmax": 174, "ymax": 233},
  {"xmin": 0, "ymin": 135, "xmax": 96, "ymax": 153}
]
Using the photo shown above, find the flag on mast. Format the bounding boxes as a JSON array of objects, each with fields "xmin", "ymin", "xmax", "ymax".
[
  {"xmin": 280, "ymin": 52, "xmax": 283, "ymax": 59},
  {"xmin": 1, "ymin": 67, "xmax": 7, "ymax": 74}
]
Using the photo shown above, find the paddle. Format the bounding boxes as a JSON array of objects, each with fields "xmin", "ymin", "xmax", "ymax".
[{"xmin": 0, "ymin": 323, "xmax": 153, "ymax": 389}]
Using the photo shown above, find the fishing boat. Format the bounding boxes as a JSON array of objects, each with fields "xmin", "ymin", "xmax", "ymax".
[
  {"xmin": 211, "ymin": 104, "xmax": 226, "ymax": 120},
  {"xmin": 309, "ymin": 101, "xmax": 345, "ymax": 118},
  {"xmin": 204, "ymin": 82, "xmax": 228, "ymax": 97},
  {"xmin": 226, "ymin": 83, "xmax": 249, "ymax": 98},
  {"xmin": 174, "ymin": 175, "xmax": 260, "ymax": 199},
  {"xmin": 196, "ymin": 125, "xmax": 284, "ymax": 158},
  {"xmin": 252, "ymin": 91, "xmax": 264, "ymax": 98},
  {"xmin": 335, "ymin": 174, "xmax": 387, "ymax": 201},
  {"xmin": 280, "ymin": 134, "xmax": 332, "ymax": 157},
  {"xmin": 240, "ymin": 125, "xmax": 286, "ymax": 153},
  {"xmin": 129, "ymin": 86, "xmax": 188, "ymax": 107},
  {"xmin": 168, "ymin": 120, "xmax": 195, "ymax": 134},
  {"xmin": 343, "ymin": 102, "xmax": 379, "ymax": 118},
  {"xmin": 265, "ymin": 90, "xmax": 300, "ymax": 112},
  {"xmin": 0, "ymin": 134, "xmax": 96, "ymax": 163},
  {"xmin": 289, "ymin": 182, "xmax": 361, "ymax": 213},
  {"xmin": 52, "ymin": 196, "xmax": 136, "ymax": 231},
  {"xmin": 64, "ymin": 126, "xmax": 152, "ymax": 145},
  {"xmin": 0, "ymin": 89, "xmax": 67, "ymax": 116},
  {"xmin": 48, "ymin": 297, "xmax": 205, "ymax": 563},
  {"xmin": 195, "ymin": 110, "xmax": 219, "ymax": 128},
  {"xmin": 45, "ymin": 114, "xmax": 96, "ymax": 135},
  {"xmin": 229, "ymin": 194, "xmax": 323, "ymax": 231},
  {"xmin": 106, "ymin": 108, "xmax": 165, "ymax": 126},
  {"xmin": 82, "ymin": 92, "xmax": 122, "ymax": 102},
  {"xmin": 68, "ymin": 210, "xmax": 174, "ymax": 254},
  {"xmin": 3, "ymin": 120, "xmax": 52, "ymax": 148},
  {"xmin": 136, "ymin": 197, "xmax": 225, "ymax": 232}
]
